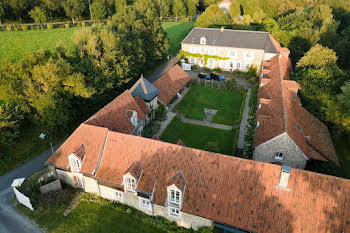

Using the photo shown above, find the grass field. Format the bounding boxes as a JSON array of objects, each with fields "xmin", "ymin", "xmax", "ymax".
[
  {"xmin": 333, "ymin": 133, "xmax": 350, "ymax": 178},
  {"xmin": 17, "ymin": 193, "xmax": 172, "ymax": 233},
  {"xmin": 175, "ymin": 85, "xmax": 245, "ymax": 125},
  {"xmin": 161, "ymin": 117, "xmax": 235, "ymax": 155},
  {"xmin": 162, "ymin": 21, "xmax": 195, "ymax": 55},
  {"xmin": 0, "ymin": 21, "xmax": 194, "ymax": 63}
]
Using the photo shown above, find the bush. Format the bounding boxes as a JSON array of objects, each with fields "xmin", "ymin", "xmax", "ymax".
[
  {"xmin": 247, "ymin": 65, "xmax": 257, "ymax": 78},
  {"xmin": 81, "ymin": 22, "xmax": 87, "ymax": 27},
  {"xmin": 76, "ymin": 22, "xmax": 82, "ymax": 27},
  {"xmin": 212, "ymin": 67, "xmax": 223, "ymax": 73},
  {"xmin": 13, "ymin": 27, "xmax": 19, "ymax": 31},
  {"xmin": 59, "ymin": 24, "xmax": 65, "ymax": 28},
  {"xmin": 7, "ymin": 26, "xmax": 12, "ymax": 31},
  {"xmin": 64, "ymin": 23, "xmax": 70, "ymax": 28},
  {"xmin": 21, "ymin": 25, "xmax": 28, "ymax": 31},
  {"xmin": 47, "ymin": 24, "xmax": 54, "ymax": 30},
  {"xmin": 192, "ymin": 65, "xmax": 198, "ymax": 70},
  {"xmin": 33, "ymin": 25, "xmax": 40, "ymax": 30},
  {"xmin": 142, "ymin": 121, "xmax": 161, "ymax": 138},
  {"xmin": 155, "ymin": 104, "xmax": 167, "ymax": 121}
]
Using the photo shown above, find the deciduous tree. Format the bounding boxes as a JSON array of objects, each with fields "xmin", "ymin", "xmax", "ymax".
[
  {"xmin": 297, "ymin": 44, "xmax": 337, "ymax": 68},
  {"xmin": 172, "ymin": 0, "xmax": 186, "ymax": 20},
  {"xmin": 29, "ymin": 7, "xmax": 47, "ymax": 29},
  {"xmin": 195, "ymin": 5, "xmax": 231, "ymax": 28},
  {"xmin": 62, "ymin": 0, "xmax": 86, "ymax": 24},
  {"xmin": 91, "ymin": 1, "xmax": 107, "ymax": 21}
]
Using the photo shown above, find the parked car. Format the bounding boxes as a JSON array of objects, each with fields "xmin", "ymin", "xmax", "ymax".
[
  {"xmin": 210, "ymin": 72, "xmax": 226, "ymax": 82},
  {"xmin": 198, "ymin": 72, "xmax": 211, "ymax": 80}
]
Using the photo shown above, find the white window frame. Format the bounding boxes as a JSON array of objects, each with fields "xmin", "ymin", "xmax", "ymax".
[
  {"xmin": 69, "ymin": 155, "xmax": 81, "ymax": 173},
  {"xmin": 244, "ymin": 62, "xmax": 251, "ymax": 71},
  {"xmin": 190, "ymin": 46, "xmax": 197, "ymax": 54},
  {"xmin": 199, "ymin": 57, "xmax": 204, "ymax": 67},
  {"xmin": 235, "ymin": 62, "xmax": 241, "ymax": 70},
  {"xmin": 126, "ymin": 177, "xmax": 136, "ymax": 191},
  {"xmin": 168, "ymin": 188, "xmax": 181, "ymax": 206},
  {"xmin": 139, "ymin": 197, "xmax": 151, "ymax": 209},
  {"xmin": 275, "ymin": 152, "xmax": 284, "ymax": 161},
  {"xmin": 200, "ymin": 37, "xmax": 206, "ymax": 44},
  {"xmin": 113, "ymin": 190, "xmax": 124, "ymax": 201},
  {"xmin": 77, "ymin": 176, "xmax": 84, "ymax": 188},
  {"xmin": 245, "ymin": 51, "xmax": 254, "ymax": 60},
  {"xmin": 199, "ymin": 47, "xmax": 206, "ymax": 55},
  {"xmin": 227, "ymin": 50, "xmax": 236, "ymax": 58},
  {"xmin": 208, "ymin": 58, "xmax": 215, "ymax": 67},
  {"xmin": 256, "ymin": 121, "xmax": 260, "ymax": 127},
  {"xmin": 208, "ymin": 47, "xmax": 216, "ymax": 55},
  {"xmin": 168, "ymin": 207, "xmax": 181, "ymax": 218},
  {"xmin": 219, "ymin": 60, "xmax": 225, "ymax": 68},
  {"xmin": 189, "ymin": 57, "xmax": 194, "ymax": 64}
]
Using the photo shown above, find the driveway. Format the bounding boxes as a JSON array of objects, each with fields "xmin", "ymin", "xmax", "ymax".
[{"xmin": 0, "ymin": 143, "xmax": 62, "ymax": 233}]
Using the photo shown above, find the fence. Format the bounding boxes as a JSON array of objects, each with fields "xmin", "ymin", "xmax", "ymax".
[{"xmin": 191, "ymin": 77, "xmax": 247, "ymax": 92}]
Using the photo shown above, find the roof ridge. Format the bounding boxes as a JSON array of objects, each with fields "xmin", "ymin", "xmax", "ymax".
[
  {"xmin": 278, "ymin": 56, "xmax": 287, "ymax": 132},
  {"xmin": 192, "ymin": 27, "xmax": 270, "ymax": 34}
]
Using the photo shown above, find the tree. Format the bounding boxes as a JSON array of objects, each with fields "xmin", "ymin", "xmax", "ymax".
[
  {"xmin": 297, "ymin": 44, "xmax": 337, "ymax": 68},
  {"xmin": 42, "ymin": 0, "xmax": 60, "ymax": 21},
  {"xmin": 62, "ymin": 0, "xmax": 86, "ymax": 24},
  {"xmin": 115, "ymin": 0, "xmax": 127, "ymax": 12},
  {"xmin": 29, "ymin": 7, "xmax": 47, "ymax": 29},
  {"xmin": 228, "ymin": 0, "xmax": 240, "ymax": 19},
  {"xmin": 91, "ymin": 1, "xmax": 107, "ymax": 21},
  {"xmin": 338, "ymin": 81, "xmax": 350, "ymax": 108},
  {"xmin": 7, "ymin": 0, "xmax": 26, "ymax": 21},
  {"xmin": 172, "ymin": 0, "xmax": 186, "ymax": 20},
  {"xmin": 0, "ymin": 2, "xmax": 4, "ymax": 25},
  {"xmin": 195, "ymin": 5, "xmax": 231, "ymax": 28},
  {"xmin": 186, "ymin": 0, "xmax": 197, "ymax": 17}
]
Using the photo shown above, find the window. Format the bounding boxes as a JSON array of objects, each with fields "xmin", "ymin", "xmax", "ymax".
[
  {"xmin": 275, "ymin": 152, "xmax": 284, "ymax": 161},
  {"xmin": 189, "ymin": 57, "xmax": 194, "ymax": 64},
  {"xmin": 77, "ymin": 176, "xmax": 84, "ymax": 188},
  {"xmin": 139, "ymin": 197, "xmax": 151, "ymax": 209},
  {"xmin": 244, "ymin": 62, "xmax": 251, "ymax": 71},
  {"xmin": 126, "ymin": 177, "xmax": 136, "ymax": 191},
  {"xmin": 245, "ymin": 51, "xmax": 253, "ymax": 60},
  {"xmin": 190, "ymin": 46, "xmax": 197, "ymax": 53},
  {"xmin": 227, "ymin": 50, "xmax": 236, "ymax": 58},
  {"xmin": 236, "ymin": 62, "xmax": 241, "ymax": 70},
  {"xmin": 208, "ymin": 58, "xmax": 215, "ymax": 67},
  {"xmin": 199, "ymin": 58, "xmax": 204, "ymax": 66},
  {"xmin": 200, "ymin": 37, "xmax": 206, "ymax": 44},
  {"xmin": 168, "ymin": 207, "xmax": 181, "ymax": 218},
  {"xmin": 70, "ymin": 158, "xmax": 81, "ymax": 173},
  {"xmin": 212, "ymin": 40, "xmax": 216, "ymax": 44},
  {"xmin": 256, "ymin": 121, "xmax": 260, "ymax": 127},
  {"xmin": 113, "ymin": 190, "xmax": 123, "ymax": 201},
  {"xmin": 208, "ymin": 47, "xmax": 216, "ymax": 55},
  {"xmin": 192, "ymin": 38, "xmax": 195, "ymax": 43},
  {"xmin": 169, "ymin": 189, "xmax": 181, "ymax": 205},
  {"xmin": 199, "ymin": 47, "xmax": 206, "ymax": 54},
  {"xmin": 259, "ymin": 83, "xmax": 263, "ymax": 88},
  {"xmin": 296, "ymin": 124, "xmax": 302, "ymax": 133},
  {"xmin": 219, "ymin": 61, "xmax": 225, "ymax": 68}
]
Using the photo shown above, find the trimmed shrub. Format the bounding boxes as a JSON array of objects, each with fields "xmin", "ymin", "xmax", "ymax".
[
  {"xmin": 192, "ymin": 65, "xmax": 198, "ymax": 70},
  {"xmin": 81, "ymin": 22, "xmax": 86, "ymax": 27},
  {"xmin": 155, "ymin": 104, "xmax": 167, "ymax": 121},
  {"xmin": 33, "ymin": 25, "xmax": 40, "ymax": 30},
  {"xmin": 13, "ymin": 27, "xmax": 19, "ymax": 31},
  {"xmin": 64, "ymin": 23, "xmax": 70, "ymax": 28},
  {"xmin": 59, "ymin": 24, "xmax": 65, "ymax": 28},
  {"xmin": 7, "ymin": 26, "xmax": 12, "ymax": 31},
  {"xmin": 76, "ymin": 22, "xmax": 82, "ymax": 27},
  {"xmin": 47, "ymin": 24, "xmax": 54, "ymax": 30},
  {"xmin": 21, "ymin": 25, "xmax": 29, "ymax": 31},
  {"xmin": 142, "ymin": 121, "xmax": 161, "ymax": 138}
]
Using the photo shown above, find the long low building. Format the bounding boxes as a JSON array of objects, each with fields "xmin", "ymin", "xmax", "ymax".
[{"xmin": 46, "ymin": 123, "xmax": 350, "ymax": 233}]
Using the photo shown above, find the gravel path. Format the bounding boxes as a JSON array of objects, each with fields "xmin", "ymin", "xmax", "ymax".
[{"xmin": 237, "ymin": 88, "xmax": 251, "ymax": 149}]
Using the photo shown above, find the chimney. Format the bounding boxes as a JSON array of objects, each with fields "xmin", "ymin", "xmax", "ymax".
[
  {"xmin": 278, "ymin": 165, "xmax": 291, "ymax": 191},
  {"xmin": 221, "ymin": 27, "xmax": 224, "ymax": 32}
]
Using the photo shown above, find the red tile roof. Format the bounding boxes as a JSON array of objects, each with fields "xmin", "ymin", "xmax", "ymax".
[
  {"xmin": 72, "ymin": 144, "xmax": 86, "ymax": 160},
  {"xmin": 254, "ymin": 46, "xmax": 338, "ymax": 164},
  {"xmin": 85, "ymin": 90, "xmax": 150, "ymax": 134},
  {"xmin": 125, "ymin": 161, "xmax": 143, "ymax": 180},
  {"xmin": 46, "ymin": 123, "xmax": 108, "ymax": 175},
  {"xmin": 153, "ymin": 65, "xmax": 192, "ymax": 104},
  {"xmin": 168, "ymin": 171, "xmax": 186, "ymax": 191},
  {"xmin": 90, "ymin": 131, "xmax": 349, "ymax": 233}
]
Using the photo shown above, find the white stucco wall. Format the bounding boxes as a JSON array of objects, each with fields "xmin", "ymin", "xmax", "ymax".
[{"xmin": 253, "ymin": 132, "xmax": 308, "ymax": 169}]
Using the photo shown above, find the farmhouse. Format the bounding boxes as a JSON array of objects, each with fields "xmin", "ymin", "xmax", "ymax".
[
  {"xmin": 181, "ymin": 27, "xmax": 280, "ymax": 72},
  {"xmin": 46, "ymin": 123, "xmax": 350, "ymax": 233},
  {"xmin": 253, "ymin": 44, "xmax": 339, "ymax": 169}
]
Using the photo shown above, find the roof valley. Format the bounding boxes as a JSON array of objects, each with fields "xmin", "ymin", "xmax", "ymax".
[{"xmin": 93, "ymin": 130, "xmax": 109, "ymax": 177}]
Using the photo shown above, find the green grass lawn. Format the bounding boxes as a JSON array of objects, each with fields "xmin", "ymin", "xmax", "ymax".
[
  {"xmin": 17, "ymin": 192, "xmax": 206, "ymax": 233},
  {"xmin": 0, "ymin": 27, "xmax": 78, "ymax": 63},
  {"xmin": 175, "ymin": 85, "xmax": 246, "ymax": 125},
  {"xmin": 160, "ymin": 117, "xmax": 235, "ymax": 155},
  {"xmin": 333, "ymin": 133, "xmax": 350, "ymax": 178},
  {"xmin": 0, "ymin": 21, "xmax": 194, "ymax": 64},
  {"xmin": 161, "ymin": 21, "xmax": 195, "ymax": 56}
]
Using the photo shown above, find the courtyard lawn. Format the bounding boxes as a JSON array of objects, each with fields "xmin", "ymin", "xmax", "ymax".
[
  {"xmin": 162, "ymin": 21, "xmax": 195, "ymax": 55},
  {"xmin": 160, "ymin": 117, "xmax": 236, "ymax": 155},
  {"xmin": 333, "ymin": 133, "xmax": 350, "ymax": 178},
  {"xmin": 175, "ymin": 85, "xmax": 246, "ymax": 125},
  {"xmin": 0, "ymin": 27, "xmax": 78, "ymax": 63},
  {"xmin": 0, "ymin": 21, "xmax": 194, "ymax": 64}
]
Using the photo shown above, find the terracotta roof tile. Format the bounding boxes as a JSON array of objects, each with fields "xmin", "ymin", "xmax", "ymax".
[
  {"xmin": 85, "ymin": 90, "xmax": 150, "ymax": 134},
  {"xmin": 153, "ymin": 65, "xmax": 191, "ymax": 104},
  {"xmin": 254, "ymin": 49, "xmax": 338, "ymax": 164},
  {"xmin": 72, "ymin": 144, "xmax": 86, "ymax": 160},
  {"xmin": 46, "ymin": 124, "xmax": 108, "ymax": 175},
  {"xmin": 168, "ymin": 171, "xmax": 186, "ymax": 191},
  {"xmin": 125, "ymin": 161, "xmax": 143, "ymax": 180},
  {"xmin": 91, "ymin": 131, "xmax": 350, "ymax": 233}
]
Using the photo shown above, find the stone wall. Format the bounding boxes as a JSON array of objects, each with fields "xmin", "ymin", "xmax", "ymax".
[
  {"xmin": 56, "ymin": 169, "xmax": 76, "ymax": 187},
  {"xmin": 181, "ymin": 43, "xmax": 267, "ymax": 72},
  {"xmin": 40, "ymin": 179, "xmax": 62, "ymax": 194},
  {"xmin": 253, "ymin": 132, "xmax": 308, "ymax": 169}
]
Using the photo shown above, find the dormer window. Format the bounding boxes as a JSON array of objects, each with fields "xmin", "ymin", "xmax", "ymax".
[
  {"xmin": 212, "ymin": 40, "xmax": 216, "ymax": 44},
  {"xmin": 169, "ymin": 189, "xmax": 181, "ymax": 205},
  {"xmin": 70, "ymin": 158, "xmax": 81, "ymax": 172},
  {"xmin": 68, "ymin": 145, "xmax": 85, "ymax": 173},
  {"xmin": 192, "ymin": 38, "xmax": 195, "ymax": 42},
  {"xmin": 126, "ymin": 177, "xmax": 136, "ymax": 191},
  {"xmin": 256, "ymin": 121, "xmax": 260, "ymax": 127},
  {"xmin": 200, "ymin": 37, "xmax": 206, "ymax": 44},
  {"xmin": 126, "ymin": 110, "xmax": 138, "ymax": 127}
]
